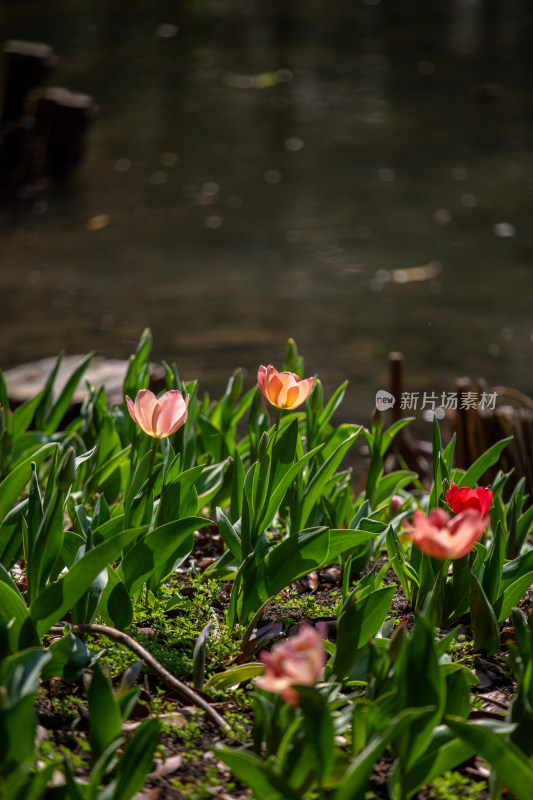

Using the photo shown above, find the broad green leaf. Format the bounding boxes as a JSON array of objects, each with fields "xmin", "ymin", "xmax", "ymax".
[
  {"xmin": 469, "ymin": 571, "xmax": 500, "ymax": 655},
  {"xmin": 252, "ymin": 445, "xmax": 322, "ymax": 540},
  {"xmin": 43, "ymin": 352, "xmax": 93, "ymax": 435},
  {"xmin": 99, "ymin": 567, "xmax": 134, "ymax": 630},
  {"xmin": 447, "ymin": 719, "xmax": 533, "ymax": 800},
  {"xmin": 333, "ymin": 708, "xmax": 428, "ymax": 800},
  {"xmin": 395, "ymin": 613, "xmax": 446, "ymax": 768},
  {"xmin": 216, "ymin": 747, "xmax": 301, "ymax": 800},
  {"xmin": 118, "ymin": 517, "xmax": 206, "ymax": 596},
  {"xmin": 300, "ymin": 430, "xmax": 361, "ymax": 528},
  {"xmin": 239, "ymin": 527, "xmax": 330, "ymax": 622},
  {"xmin": 457, "ymin": 437, "xmax": 512, "ymax": 488},
  {"xmin": 482, "ymin": 521, "xmax": 505, "ymax": 605},
  {"xmin": 30, "ymin": 526, "xmax": 144, "ymax": 636},
  {"xmin": 398, "ymin": 725, "xmax": 476, "ymax": 797},
  {"xmin": 316, "ymin": 381, "xmax": 348, "ymax": 438},
  {"xmin": 333, "ymin": 586, "xmax": 395, "ymax": 680},
  {"xmin": 10, "ymin": 391, "xmax": 45, "ymax": 437},
  {"xmin": 0, "ymin": 581, "xmax": 39, "ymax": 654},
  {"xmin": 42, "ymin": 628, "xmax": 94, "ymax": 681},
  {"xmin": 494, "ymin": 572, "xmax": 533, "ymax": 623},
  {"xmin": 0, "ymin": 443, "xmax": 57, "ymax": 526},
  {"xmin": 108, "ymin": 718, "xmax": 161, "ymax": 800},
  {"xmin": 88, "ymin": 662, "xmax": 123, "ymax": 759},
  {"xmin": 205, "ymin": 663, "xmax": 264, "ymax": 691},
  {"xmin": 380, "ymin": 417, "xmax": 414, "ymax": 456},
  {"xmin": 216, "ymin": 507, "xmax": 242, "ymax": 561}
]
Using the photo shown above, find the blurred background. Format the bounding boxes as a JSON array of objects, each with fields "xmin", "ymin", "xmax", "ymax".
[{"xmin": 0, "ymin": 0, "xmax": 532, "ymax": 423}]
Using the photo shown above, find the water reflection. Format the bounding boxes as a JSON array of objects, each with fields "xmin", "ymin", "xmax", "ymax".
[{"xmin": 0, "ymin": 0, "xmax": 532, "ymax": 422}]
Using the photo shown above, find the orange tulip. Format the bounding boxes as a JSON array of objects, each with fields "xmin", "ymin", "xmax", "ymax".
[
  {"xmin": 126, "ymin": 389, "xmax": 188, "ymax": 438},
  {"xmin": 404, "ymin": 507, "xmax": 489, "ymax": 560},
  {"xmin": 258, "ymin": 364, "xmax": 314, "ymax": 410},
  {"xmin": 255, "ymin": 623, "xmax": 326, "ymax": 706}
]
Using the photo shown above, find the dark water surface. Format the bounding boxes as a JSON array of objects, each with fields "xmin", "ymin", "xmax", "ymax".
[{"xmin": 1, "ymin": 0, "xmax": 532, "ymax": 422}]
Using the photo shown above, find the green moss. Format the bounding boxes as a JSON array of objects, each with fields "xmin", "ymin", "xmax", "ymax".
[{"xmin": 430, "ymin": 770, "xmax": 487, "ymax": 799}]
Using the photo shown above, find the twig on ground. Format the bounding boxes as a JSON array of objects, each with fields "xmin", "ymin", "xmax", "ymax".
[{"xmin": 48, "ymin": 622, "xmax": 233, "ymax": 736}]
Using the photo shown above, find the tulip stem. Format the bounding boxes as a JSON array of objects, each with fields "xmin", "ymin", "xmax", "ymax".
[{"xmin": 148, "ymin": 437, "xmax": 159, "ymax": 477}]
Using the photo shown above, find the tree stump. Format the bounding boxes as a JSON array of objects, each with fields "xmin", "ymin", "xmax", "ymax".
[{"xmin": 1, "ymin": 40, "xmax": 57, "ymax": 124}]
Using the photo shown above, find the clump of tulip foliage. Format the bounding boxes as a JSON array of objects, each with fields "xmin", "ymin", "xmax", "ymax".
[{"xmin": 0, "ymin": 330, "xmax": 532, "ymax": 800}]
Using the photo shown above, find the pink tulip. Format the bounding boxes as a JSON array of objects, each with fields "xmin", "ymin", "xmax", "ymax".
[
  {"xmin": 445, "ymin": 483, "xmax": 493, "ymax": 517},
  {"xmin": 255, "ymin": 623, "xmax": 326, "ymax": 706},
  {"xmin": 257, "ymin": 364, "xmax": 314, "ymax": 410},
  {"xmin": 404, "ymin": 507, "xmax": 489, "ymax": 560},
  {"xmin": 126, "ymin": 389, "xmax": 188, "ymax": 438}
]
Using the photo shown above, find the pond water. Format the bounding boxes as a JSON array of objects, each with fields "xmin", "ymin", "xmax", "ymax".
[{"xmin": 1, "ymin": 0, "xmax": 532, "ymax": 423}]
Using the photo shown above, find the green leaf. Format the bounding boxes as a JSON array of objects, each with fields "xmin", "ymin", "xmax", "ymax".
[
  {"xmin": 482, "ymin": 521, "xmax": 505, "ymax": 605},
  {"xmin": 204, "ymin": 663, "xmax": 264, "ymax": 691},
  {"xmin": 88, "ymin": 662, "xmax": 123, "ymax": 759},
  {"xmin": 34, "ymin": 353, "xmax": 63, "ymax": 429},
  {"xmin": 458, "ymin": 437, "xmax": 513, "ymax": 488},
  {"xmin": 300, "ymin": 429, "xmax": 361, "ymax": 528},
  {"xmin": 395, "ymin": 613, "xmax": 446, "ymax": 768},
  {"xmin": 99, "ymin": 567, "xmax": 134, "ymax": 629},
  {"xmin": 252, "ymin": 445, "xmax": 322, "ymax": 540},
  {"xmin": 118, "ymin": 517, "xmax": 206, "ymax": 596},
  {"xmin": 30, "ymin": 527, "xmax": 144, "ymax": 636},
  {"xmin": 380, "ymin": 417, "xmax": 414, "ymax": 456},
  {"xmin": 333, "ymin": 586, "xmax": 395, "ymax": 680},
  {"xmin": 42, "ymin": 628, "xmax": 94, "ymax": 680},
  {"xmin": 0, "ymin": 581, "xmax": 39, "ymax": 655},
  {"xmin": 333, "ymin": 708, "xmax": 428, "ymax": 800},
  {"xmin": 446, "ymin": 719, "xmax": 533, "ymax": 800},
  {"xmin": 216, "ymin": 747, "xmax": 301, "ymax": 800},
  {"xmin": 43, "ymin": 352, "xmax": 93, "ymax": 435},
  {"xmin": 316, "ymin": 381, "xmax": 348, "ymax": 437},
  {"xmin": 216, "ymin": 507, "xmax": 242, "ymax": 561},
  {"xmin": 10, "ymin": 391, "xmax": 45, "ymax": 437},
  {"xmin": 0, "ymin": 443, "xmax": 57, "ymax": 526},
  {"xmin": 109, "ymin": 718, "xmax": 161, "ymax": 800},
  {"xmin": 157, "ymin": 464, "xmax": 203, "ymax": 525},
  {"xmin": 192, "ymin": 620, "xmax": 213, "ymax": 690},
  {"xmin": 469, "ymin": 570, "xmax": 500, "ymax": 655},
  {"xmin": 494, "ymin": 572, "xmax": 533, "ymax": 623},
  {"xmin": 239, "ymin": 527, "xmax": 331, "ymax": 623},
  {"xmin": 398, "ymin": 725, "xmax": 476, "ymax": 797},
  {"xmin": 123, "ymin": 329, "xmax": 152, "ymax": 400}
]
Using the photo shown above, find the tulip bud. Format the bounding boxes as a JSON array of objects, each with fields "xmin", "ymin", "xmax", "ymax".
[
  {"xmin": 371, "ymin": 404, "xmax": 383, "ymax": 432},
  {"xmin": 257, "ymin": 431, "xmax": 269, "ymax": 462},
  {"xmin": 57, "ymin": 446, "xmax": 76, "ymax": 491},
  {"xmin": 284, "ymin": 338, "xmax": 303, "ymax": 376},
  {"xmin": 309, "ymin": 378, "xmax": 323, "ymax": 415},
  {"xmin": 229, "ymin": 368, "xmax": 244, "ymax": 400},
  {"xmin": 391, "ymin": 495, "xmax": 403, "ymax": 514}
]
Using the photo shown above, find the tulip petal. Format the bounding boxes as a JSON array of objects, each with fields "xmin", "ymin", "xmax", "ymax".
[
  {"xmin": 257, "ymin": 365, "xmax": 267, "ymax": 393},
  {"xmin": 134, "ymin": 390, "xmax": 159, "ymax": 436},
  {"xmin": 156, "ymin": 390, "xmax": 188, "ymax": 437}
]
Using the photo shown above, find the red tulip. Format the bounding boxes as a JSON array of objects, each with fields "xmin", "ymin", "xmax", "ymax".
[
  {"xmin": 404, "ymin": 507, "xmax": 489, "ymax": 560},
  {"xmin": 446, "ymin": 483, "xmax": 493, "ymax": 517},
  {"xmin": 126, "ymin": 389, "xmax": 188, "ymax": 438},
  {"xmin": 258, "ymin": 364, "xmax": 314, "ymax": 410},
  {"xmin": 255, "ymin": 624, "xmax": 326, "ymax": 706}
]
